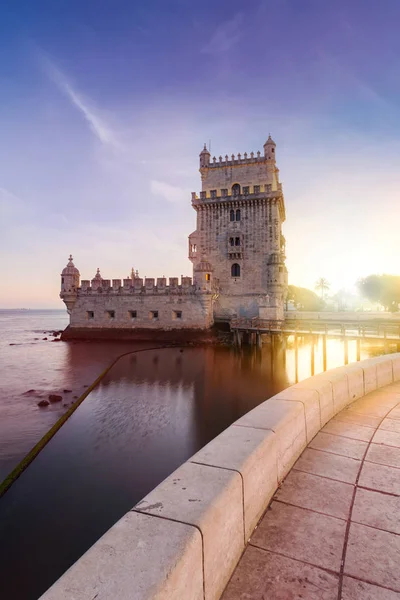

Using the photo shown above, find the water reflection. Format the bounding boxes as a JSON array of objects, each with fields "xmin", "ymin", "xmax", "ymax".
[{"xmin": 0, "ymin": 337, "xmax": 392, "ymax": 600}]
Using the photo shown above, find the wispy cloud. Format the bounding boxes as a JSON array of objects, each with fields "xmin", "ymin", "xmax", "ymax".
[
  {"xmin": 201, "ymin": 13, "xmax": 243, "ymax": 54},
  {"xmin": 41, "ymin": 56, "xmax": 121, "ymax": 148},
  {"xmin": 150, "ymin": 180, "xmax": 189, "ymax": 204}
]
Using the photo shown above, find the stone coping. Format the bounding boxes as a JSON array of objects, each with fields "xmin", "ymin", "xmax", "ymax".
[{"xmin": 39, "ymin": 353, "xmax": 400, "ymax": 600}]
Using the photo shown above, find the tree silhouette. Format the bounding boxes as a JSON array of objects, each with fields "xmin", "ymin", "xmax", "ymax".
[{"xmin": 315, "ymin": 277, "xmax": 330, "ymax": 300}]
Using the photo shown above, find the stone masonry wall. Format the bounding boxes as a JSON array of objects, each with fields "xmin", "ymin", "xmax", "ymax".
[
  {"xmin": 201, "ymin": 159, "xmax": 278, "ymax": 193},
  {"xmin": 192, "ymin": 198, "xmax": 283, "ymax": 298},
  {"xmin": 69, "ymin": 293, "xmax": 213, "ymax": 330}
]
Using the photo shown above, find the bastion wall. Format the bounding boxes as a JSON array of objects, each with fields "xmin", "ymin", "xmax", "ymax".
[{"xmin": 69, "ymin": 285, "xmax": 213, "ymax": 330}]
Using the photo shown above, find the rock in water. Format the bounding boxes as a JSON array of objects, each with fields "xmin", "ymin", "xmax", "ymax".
[
  {"xmin": 49, "ymin": 394, "xmax": 62, "ymax": 403},
  {"xmin": 38, "ymin": 400, "xmax": 50, "ymax": 407}
]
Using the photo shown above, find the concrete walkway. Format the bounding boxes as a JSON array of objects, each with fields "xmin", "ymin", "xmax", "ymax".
[{"xmin": 222, "ymin": 382, "xmax": 400, "ymax": 599}]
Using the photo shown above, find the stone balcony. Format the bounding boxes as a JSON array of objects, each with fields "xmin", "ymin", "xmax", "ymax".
[{"xmin": 191, "ymin": 184, "xmax": 283, "ymax": 207}]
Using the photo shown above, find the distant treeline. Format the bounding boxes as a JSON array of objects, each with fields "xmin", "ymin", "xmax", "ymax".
[{"xmin": 287, "ymin": 274, "xmax": 400, "ymax": 312}]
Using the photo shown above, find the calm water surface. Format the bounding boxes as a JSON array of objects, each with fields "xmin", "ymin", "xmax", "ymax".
[
  {"xmin": 0, "ymin": 310, "xmax": 390, "ymax": 600},
  {"xmin": 0, "ymin": 309, "xmax": 152, "ymax": 479}
]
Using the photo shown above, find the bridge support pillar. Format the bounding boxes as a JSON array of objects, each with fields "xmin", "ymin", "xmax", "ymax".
[
  {"xmin": 311, "ymin": 337, "xmax": 315, "ymax": 376},
  {"xmin": 256, "ymin": 332, "xmax": 262, "ymax": 349}
]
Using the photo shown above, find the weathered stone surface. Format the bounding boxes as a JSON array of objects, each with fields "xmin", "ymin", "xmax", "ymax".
[
  {"xmin": 380, "ymin": 417, "xmax": 400, "ymax": 433},
  {"xmin": 296, "ymin": 375, "xmax": 334, "ymax": 426},
  {"xmin": 359, "ymin": 461, "xmax": 400, "ymax": 496},
  {"xmin": 39, "ymin": 511, "xmax": 203, "ymax": 600},
  {"xmin": 273, "ymin": 386, "xmax": 321, "ymax": 442},
  {"xmin": 375, "ymin": 356, "xmax": 394, "ymax": 388},
  {"xmin": 250, "ymin": 502, "xmax": 346, "ymax": 572},
  {"xmin": 322, "ymin": 419, "xmax": 375, "ymax": 442},
  {"xmin": 135, "ymin": 461, "xmax": 244, "ymax": 600},
  {"xmin": 352, "ymin": 488, "xmax": 400, "ymax": 535},
  {"xmin": 274, "ymin": 469, "xmax": 353, "ymax": 520},
  {"xmin": 332, "ymin": 410, "xmax": 381, "ymax": 428},
  {"xmin": 345, "ymin": 522, "xmax": 400, "ymax": 591},
  {"xmin": 309, "ymin": 431, "xmax": 368, "ymax": 460},
  {"xmin": 360, "ymin": 358, "xmax": 378, "ymax": 394},
  {"xmin": 342, "ymin": 576, "xmax": 400, "ymax": 600},
  {"xmin": 373, "ymin": 429, "xmax": 400, "ymax": 448},
  {"xmin": 366, "ymin": 443, "xmax": 400, "ymax": 468},
  {"xmin": 235, "ymin": 398, "xmax": 306, "ymax": 480},
  {"xmin": 222, "ymin": 546, "xmax": 339, "ymax": 600},
  {"xmin": 294, "ymin": 447, "xmax": 361, "ymax": 484},
  {"xmin": 190, "ymin": 424, "xmax": 278, "ymax": 539}
]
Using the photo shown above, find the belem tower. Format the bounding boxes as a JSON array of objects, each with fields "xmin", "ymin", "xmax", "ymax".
[{"xmin": 60, "ymin": 136, "xmax": 288, "ymax": 336}]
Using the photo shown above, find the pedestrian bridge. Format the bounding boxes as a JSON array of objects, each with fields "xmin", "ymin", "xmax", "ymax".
[{"xmin": 40, "ymin": 354, "xmax": 400, "ymax": 599}]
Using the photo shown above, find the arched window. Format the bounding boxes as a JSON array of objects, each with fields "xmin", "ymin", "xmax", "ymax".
[
  {"xmin": 235, "ymin": 237, "xmax": 240, "ymax": 246},
  {"xmin": 232, "ymin": 183, "xmax": 240, "ymax": 196},
  {"xmin": 230, "ymin": 209, "xmax": 235, "ymax": 221},
  {"xmin": 236, "ymin": 209, "xmax": 241, "ymax": 221},
  {"xmin": 230, "ymin": 237, "xmax": 234, "ymax": 246},
  {"xmin": 231, "ymin": 263, "xmax": 240, "ymax": 277}
]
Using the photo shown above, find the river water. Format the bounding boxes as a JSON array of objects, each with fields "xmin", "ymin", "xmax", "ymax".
[{"xmin": 0, "ymin": 310, "xmax": 390, "ymax": 599}]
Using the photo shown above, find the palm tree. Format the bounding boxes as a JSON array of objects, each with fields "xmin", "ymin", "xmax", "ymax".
[{"xmin": 315, "ymin": 277, "xmax": 330, "ymax": 300}]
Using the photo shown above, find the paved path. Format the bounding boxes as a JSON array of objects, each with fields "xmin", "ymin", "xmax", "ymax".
[{"xmin": 222, "ymin": 382, "xmax": 400, "ymax": 599}]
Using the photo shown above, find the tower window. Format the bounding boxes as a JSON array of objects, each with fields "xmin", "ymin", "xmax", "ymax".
[
  {"xmin": 210, "ymin": 189, "xmax": 217, "ymax": 198},
  {"xmin": 254, "ymin": 185, "xmax": 260, "ymax": 193},
  {"xmin": 230, "ymin": 209, "xmax": 235, "ymax": 221},
  {"xmin": 235, "ymin": 237, "xmax": 240, "ymax": 246},
  {"xmin": 61, "ymin": 277, "xmax": 64, "ymax": 284},
  {"xmin": 230, "ymin": 237, "xmax": 234, "ymax": 246},
  {"xmin": 243, "ymin": 186, "xmax": 249, "ymax": 195},
  {"xmin": 205, "ymin": 273, "xmax": 211, "ymax": 281},
  {"xmin": 173, "ymin": 310, "xmax": 182, "ymax": 319},
  {"xmin": 106, "ymin": 310, "xmax": 115, "ymax": 319},
  {"xmin": 221, "ymin": 188, "xmax": 228, "ymax": 196},
  {"xmin": 87, "ymin": 311, "xmax": 94, "ymax": 319},
  {"xmin": 150, "ymin": 311, "xmax": 159, "ymax": 320},
  {"xmin": 129, "ymin": 310, "xmax": 137, "ymax": 319},
  {"xmin": 272, "ymin": 148, "xmax": 274, "ymax": 152},
  {"xmin": 236, "ymin": 209, "xmax": 241, "ymax": 221},
  {"xmin": 231, "ymin": 263, "xmax": 241, "ymax": 277},
  {"xmin": 232, "ymin": 183, "xmax": 240, "ymax": 196}
]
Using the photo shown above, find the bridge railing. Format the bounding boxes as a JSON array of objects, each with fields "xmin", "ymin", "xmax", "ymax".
[{"xmin": 230, "ymin": 317, "xmax": 285, "ymax": 330}]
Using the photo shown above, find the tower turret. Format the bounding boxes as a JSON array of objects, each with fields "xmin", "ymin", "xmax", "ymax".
[
  {"xmin": 263, "ymin": 134, "xmax": 276, "ymax": 161},
  {"xmin": 91, "ymin": 268, "xmax": 103, "ymax": 291},
  {"xmin": 193, "ymin": 257, "xmax": 213, "ymax": 293},
  {"xmin": 199, "ymin": 143, "xmax": 211, "ymax": 169},
  {"xmin": 60, "ymin": 255, "xmax": 80, "ymax": 312}
]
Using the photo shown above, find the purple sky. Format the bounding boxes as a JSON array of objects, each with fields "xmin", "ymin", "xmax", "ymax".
[{"xmin": 1, "ymin": 0, "xmax": 400, "ymax": 307}]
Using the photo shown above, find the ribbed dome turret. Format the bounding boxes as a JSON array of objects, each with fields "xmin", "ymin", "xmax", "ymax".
[
  {"xmin": 194, "ymin": 259, "xmax": 213, "ymax": 272},
  {"xmin": 264, "ymin": 134, "xmax": 276, "ymax": 147},
  {"xmin": 61, "ymin": 255, "xmax": 80, "ymax": 276}
]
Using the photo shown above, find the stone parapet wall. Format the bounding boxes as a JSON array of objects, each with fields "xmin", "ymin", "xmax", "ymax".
[
  {"xmin": 69, "ymin": 294, "xmax": 213, "ymax": 330},
  {"xmin": 40, "ymin": 353, "xmax": 400, "ymax": 600}
]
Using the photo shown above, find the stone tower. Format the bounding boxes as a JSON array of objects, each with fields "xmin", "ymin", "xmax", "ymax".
[{"xmin": 189, "ymin": 137, "xmax": 287, "ymax": 320}]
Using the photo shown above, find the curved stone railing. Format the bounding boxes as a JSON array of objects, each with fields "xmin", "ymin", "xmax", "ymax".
[{"xmin": 40, "ymin": 353, "xmax": 400, "ymax": 600}]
